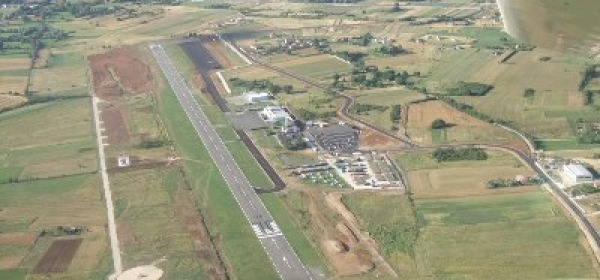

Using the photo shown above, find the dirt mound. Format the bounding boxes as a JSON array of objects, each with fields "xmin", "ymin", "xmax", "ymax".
[
  {"xmin": 322, "ymin": 238, "xmax": 374, "ymax": 276},
  {"xmin": 89, "ymin": 47, "xmax": 155, "ymax": 99},
  {"xmin": 325, "ymin": 239, "xmax": 348, "ymax": 253}
]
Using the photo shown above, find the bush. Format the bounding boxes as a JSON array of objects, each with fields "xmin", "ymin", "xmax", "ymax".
[
  {"xmin": 431, "ymin": 119, "xmax": 447, "ymax": 129},
  {"xmin": 447, "ymin": 81, "xmax": 493, "ymax": 96},
  {"xmin": 523, "ymin": 88, "xmax": 535, "ymax": 99}
]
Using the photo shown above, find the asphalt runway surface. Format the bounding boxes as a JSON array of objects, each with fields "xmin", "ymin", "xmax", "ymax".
[{"xmin": 149, "ymin": 43, "xmax": 314, "ymax": 280}]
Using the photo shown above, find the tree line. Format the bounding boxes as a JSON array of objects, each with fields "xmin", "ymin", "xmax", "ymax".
[{"xmin": 432, "ymin": 147, "xmax": 488, "ymax": 162}]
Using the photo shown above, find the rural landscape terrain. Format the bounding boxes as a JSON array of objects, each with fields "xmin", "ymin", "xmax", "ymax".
[{"xmin": 1, "ymin": 0, "xmax": 600, "ymax": 280}]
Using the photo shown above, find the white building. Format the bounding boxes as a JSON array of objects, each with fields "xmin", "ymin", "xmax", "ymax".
[
  {"xmin": 244, "ymin": 91, "xmax": 271, "ymax": 103},
  {"xmin": 563, "ymin": 164, "xmax": 594, "ymax": 184},
  {"xmin": 261, "ymin": 106, "xmax": 292, "ymax": 124}
]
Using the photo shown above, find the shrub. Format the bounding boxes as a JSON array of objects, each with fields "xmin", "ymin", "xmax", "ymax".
[
  {"xmin": 447, "ymin": 81, "xmax": 493, "ymax": 96},
  {"xmin": 431, "ymin": 119, "xmax": 447, "ymax": 129}
]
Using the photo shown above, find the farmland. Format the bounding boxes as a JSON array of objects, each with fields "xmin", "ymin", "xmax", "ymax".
[
  {"xmin": 0, "ymin": 55, "xmax": 30, "ymax": 111},
  {"xmin": 342, "ymin": 150, "xmax": 598, "ymax": 278},
  {"xmin": 0, "ymin": 174, "xmax": 110, "ymax": 279},
  {"xmin": 0, "ymin": 98, "xmax": 97, "ymax": 181},
  {"xmin": 28, "ymin": 50, "xmax": 88, "ymax": 97},
  {"xmin": 425, "ymin": 47, "xmax": 599, "ymax": 143},
  {"xmin": 406, "ymin": 100, "xmax": 523, "ymax": 147}
]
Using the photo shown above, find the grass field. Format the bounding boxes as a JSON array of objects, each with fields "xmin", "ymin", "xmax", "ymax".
[
  {"xmin": 344, "ymin": 170, "xmax": 598, "ymax": 278},
  {"xmin": 0, "ymin": 55, "xmax": 30, "ymax": 98},
  {"xmin": 349, "ymin": 87, "xmax": 423, "ymax": 132},
  {"xmin": 0, "ymin": 98, "xmax": 97, "ymax": 181},
  {"xmin": 414, "ymin": 191, "xmax": 598, "ymax": 279},
  {"xmin": 0, "ymin": 174, "xmax": 110, "ymax": 279},
  {"xmin": 406, "ymin": 100, "xmax": 521, "ymax": 146},
  {"xmin": 29, "ymin": 50, "xmax": 88, "ymax": 97},
  {"xmin": 423, "ymin": 45, "xmax": 598, "ymax": 143},
  {"xmin": 110, "ymin": 168, "xmax": 207, "ymax": 277},
  {"xmin": 158, "ymin": 75, "xmax": 280, "ymax": 280},
  {"xmin": 398, "ymin": 150, "xmax": 534, "ymax": 199},
  {"xmin": 272, "ymin": 54, "xmax": 353, "ymax": 83}
]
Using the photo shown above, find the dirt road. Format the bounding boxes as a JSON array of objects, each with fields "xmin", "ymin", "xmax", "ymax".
[{"xmin": 325, "ymin": 192, "xmax": 398, "ymax": 277}]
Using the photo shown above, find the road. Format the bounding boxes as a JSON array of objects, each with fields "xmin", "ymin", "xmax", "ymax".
[
  {"xmin": 91, "ymin": 96, "xmax": 123, "ymax": 279},
  {"xmin": 148, "ymin": 43, "xmax": 314, "ymax": 280},
  {"xmin": 218, "ymin": 34, "xmax": 600, "ymax": 259}
]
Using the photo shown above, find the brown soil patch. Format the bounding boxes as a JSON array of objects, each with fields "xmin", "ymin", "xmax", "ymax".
[
  {"xmin": 33, "ymin": 238, "xmax": 82, "ymax": 274},
  {"xmin": 360, "ymin": 130, "xmax": 400, "ymax": 150},
  {"xmin": 407, "ymin": 100, "xmax": 487, "ymax": 128},
  {"xmin": 203, "ymin": 41, "xmax": 233, "ymax": 69},
  {"xmin": 0, "ymin": 257, "xmax": 23, "ymax": 269},
  {"xmin": 89, "ymin": 47, "xmax": 155, "ymax": 99},
  {"xmin": 101, "ymin": 103, "xmax": 129, "ymax": 146},
  {"xmin": 0, "ymin": 232, "xmax": 37, "ymax": 246},
  {"xmin": 116, "ymin": 221, "xmax": 137, "ymax": 247},
  {"xmin": 325, "ymin": 192, "xmax": 398, "ymax": 277}
]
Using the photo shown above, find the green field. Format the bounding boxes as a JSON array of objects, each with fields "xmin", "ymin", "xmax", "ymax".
[
  {"xmin": 0, "ymin": 268, "xmax": 27, "ymax": 280},
  {"xmin": 350, "ymin": 88, "xmax": 423, "ymax": 132},
  {"xmin": 343, "ymin": 190, "xmax": 599, "ymax": 279},
  {"xmin": 29, "ymin": 50, "xmax": 88, "ymax": 97},
  {"xmin": 0, "ymin": 98, "xmax": 97, "ymax": 182},
  {"xmin": 111, "ymin": 168, "xmax": 207, "ymax": 277}
]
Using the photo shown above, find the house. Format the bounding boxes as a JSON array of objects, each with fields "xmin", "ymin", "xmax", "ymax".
[
  {"xmin": 261, "ymin": 106, "xmax": 292, "ymax": 124},
  {"xmin": 563, "ymin": 164, "xmax": 594, "ymax": 184},
  {"xmin": 244, "ymin": 91, "xmax": 271, "ymax": 103}
]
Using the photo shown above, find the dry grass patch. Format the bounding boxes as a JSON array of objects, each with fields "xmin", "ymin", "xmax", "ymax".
[
  {"xmin": 0, "ymin": 76, "xmax": 28, "ymax": 95},
  {"xmin": 0, "ymin": 57, "xmax": 30, "ymax": 71},
  {"xmin": 406, "ymin": 100, "xmax": 518, "ymax": 145},
  {"xmin": 0, "ymin": 94, "xmax": 27, "ymax": 111},
  {"xmin": 408, "ymin": 166, "xmax": 535, "ymax": 199}
]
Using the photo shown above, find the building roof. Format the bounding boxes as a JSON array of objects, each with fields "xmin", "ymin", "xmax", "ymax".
[
  {"xmin": 564, "ymin": 164, "xmax": 593, "ymax": 177},
  {"xmin": 245, "ymin": 91, "xmax": 271, "ymax": 98},
  {"xmin": 262, "ymin": 106, "xmax": 291, "ymax": 120}
]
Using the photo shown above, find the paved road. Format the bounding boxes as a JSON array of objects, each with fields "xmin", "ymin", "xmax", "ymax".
[
  {"xmin": 149, "ymin": 43, "xmax": 314, "ymax": 280},
  {"xmin": 91, "ymin": 96, "xmax": 123, "ymax": 279}
]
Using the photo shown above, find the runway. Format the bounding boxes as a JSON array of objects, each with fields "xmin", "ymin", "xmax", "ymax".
[{"xmin": 149, "ymin": 43, "xmax": 314, "ymax": 280}]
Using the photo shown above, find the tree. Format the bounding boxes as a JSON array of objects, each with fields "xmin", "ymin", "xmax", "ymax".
[
  {"xmin": 431, "ymin": 119, "xmax": 447, "ymax": 129},
  {"xmin": 390, "ymin": 105, "xmax": 401, "ymax": 122},
  {"xmin": 283, "ymin": 85, "xmax": 294, "ymax": 94},
  {"xmin": 523, "ymin": 88, "xmax": 535, "ymax": 99},
  {"xmin": 391, "ymin": 2, "xmax": 401, "ymax": 12}
]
